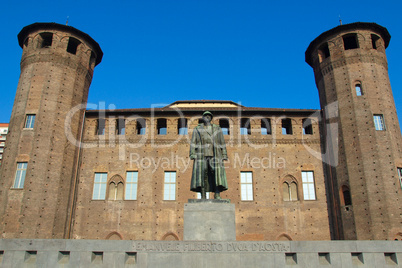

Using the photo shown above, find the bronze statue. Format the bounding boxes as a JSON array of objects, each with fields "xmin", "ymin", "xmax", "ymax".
[{"xmin": 189, "ymin": 111, "xmax": 228, "ymax": 199}]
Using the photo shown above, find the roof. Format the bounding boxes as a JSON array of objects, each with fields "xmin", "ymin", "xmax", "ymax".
[
  {"xmin": 86, "ymin": 106, "xmax": 319, "ymax": 116},
  {"xmin": 18, "ymin": 22, "xmax": 103, "ymax": 66},
  {"xmin": 305, "ymin": 22, "xmax": 391, "ymax": 67},
  {"xmin": 165, "ymin": 100, "xmax": 244, "ymax": 108},
  {"xmin": 0, "ymin": 123, "xmax": 9, "ymax": 127}
]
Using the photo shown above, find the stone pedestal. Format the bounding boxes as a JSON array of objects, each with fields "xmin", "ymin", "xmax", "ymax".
[{"xmin": 183, "ymin": 199, "xmax": 236, "ymax": 241}]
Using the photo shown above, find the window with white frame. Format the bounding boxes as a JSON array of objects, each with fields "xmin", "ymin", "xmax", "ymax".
[
  {"xmin": 398, "ymin": 167, "xmax": 402, "ymax": 190},
  {"xmin": 125, "ymin": 171, "xmax": 138, "ymax": 200},
  {"xmin": 92, "ymin": 173, "xmax": 107, "ymax": 200},
  {"xmin": 373, "ymin": 114, "xmax": 385, "ymax": 131},
  {"xmin": 24, "ymin": 114, "xmax": 35, "ymax": 129},
  {"xmin": 13, "ymin": 162, "xmax": 27, "ymax": 188},
  {"xmin": 240, "ymin": 172, "xmax": 253, "ymax": 201},
  {"xmin": 301, "ymin": 171, "xmax": 316, "ymax": 200},
  {"xmin": 164, "ymin": 171, "xmax": 176, "ymax": 200}
]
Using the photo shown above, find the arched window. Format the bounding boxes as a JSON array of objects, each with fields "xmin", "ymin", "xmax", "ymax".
[
  {"xmin": 277, "ymin": 233, "xmax": 292, "ymax": 241},
  {"xmin": 282, "ymin": 177, "xmax": 298, "ymax": 201},
  {"xmin": 162, "ymin": 232, "xmax": 179, "ymax": 241},
  {"xmin": 106, "ymin": 232, "xmax": 123, "ymax": 240},
  {"xmin": 355, "ymin": 83, "xmax": 363, "ymax": 96},
  {"xmin": 108, "ymin": 182, "xmax": 116, "ymax": 200},
  {"xmin": 340, "ymin": 185, "xmax": 352, "ymax": 206},
  {"xmin": 108, "ymin": 175, "xmax": 124, "ymax": 200}
]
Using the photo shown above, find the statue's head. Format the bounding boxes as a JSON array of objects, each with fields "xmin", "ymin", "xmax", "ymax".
[{"xmin": 202, "ymin": 111, "xmax": 213, "ymax": 124}]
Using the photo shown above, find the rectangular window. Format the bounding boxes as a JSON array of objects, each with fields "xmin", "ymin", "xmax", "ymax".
[
  {"xmin": 40, "ymin": 32, "xmax": 53, "ymax": 48},
  {"xmin": 302, "ymin": 118, "xmax": 313, "ymax": 135},
  {"xmin": 219, "ymin": 119, "xmax": 230, "ymax": 135},
  {"xmin": 240, "ymin": 118, "xmax": 250, "ymax": 135},
  {"xmin": 67, "ymin": 37, "xmax": 80, "ymax": 55},
  {"xmin": 164, "ymin": 171, "xmax": 176, "ymax": 200},
  {"xmin": 282, "ymin": 118, "xmax": 292, "ymax": 135},
  {"xmin": 137, "ymin": 118, "xmax": 146, "ymax": 135},
  {"xmin": 302, "ymin": 171, "xmax": 316, "ymax": 200},
  {"xmin": 240, "ymin": 172, "xmax": 253, "ymax": 201},
  {"xmin": 178, "ymin": 118, "xmax": 188, "ymax": 135},
  {"xmin": 97, "ymin": 119, "xmax": 105, "ymax": 135},
  {"xmin": 117, "ymin": 118, "xmax": 125, "ymax": 135},
  {"xmin": 13, "ymin": 162, "xmax": 27, "ymax": 188},
  {"xmin": 125, "ymin": 171, "xmax": 138, "ymax": 200},
  {"xmin": 355, "ymin": 84, "xmax": 363, "ymax": 96},
  {"xmin": 343, "ymin": 34, "xmax": 359, "ymax": 50},
  {"xmin": 92, "ymin": 173, "xmax": 107, "ymax": 200},
  {"xmin": 398, "ymin": 168, "xmax": 402, "ymax": 190},
  {"xmin": 261, "ymin": 118, "xmax": 272, "ymax": 135},
  {"xmin": 157, "ymin": 119, "xmax": 167, "ymax": 135},
  {"xmin": 25, "ymin": 114, "xmax": 35, "ymax": 129},
  {"xmin": 373, "ymin": 115, "xmax": 385, "ymax": 131}
]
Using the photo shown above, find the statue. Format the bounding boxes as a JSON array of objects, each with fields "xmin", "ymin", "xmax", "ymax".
[{"xmin": 189, "ymin": 111, "xmax": 228, "ymax": 199}]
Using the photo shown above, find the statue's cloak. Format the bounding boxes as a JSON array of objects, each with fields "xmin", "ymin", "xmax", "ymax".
[{"xmin": 189, "ymin": 123, "xmax": 228, "ymax": 192}]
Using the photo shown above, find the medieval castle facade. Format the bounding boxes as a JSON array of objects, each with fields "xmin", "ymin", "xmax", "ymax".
[{"xmin": 0, "ymin": 22, "xmax": 400, "ymax": 242}]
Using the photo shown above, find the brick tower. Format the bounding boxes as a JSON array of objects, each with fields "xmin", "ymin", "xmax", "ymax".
[
  {"xmin": 306, "ymin": 23, "xmax": 402, "ymax": 240},
  {"xmin": 0, "ymin": 23, "xmax": 102, "ymax": 238}
]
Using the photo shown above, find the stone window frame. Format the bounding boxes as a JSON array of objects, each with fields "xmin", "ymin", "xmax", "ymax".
[
  {"xmin": 282, "ymin": 175, "xmax": 299, "ymax": 202},
  {"xmin": 108, "ymin": 175, "xmax": 124, "ymax": 201}
]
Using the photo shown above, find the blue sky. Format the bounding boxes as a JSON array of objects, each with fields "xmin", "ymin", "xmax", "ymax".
[{"xmin": 1, "ymin": 0, "xmax": 401, "ymax": 125}]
